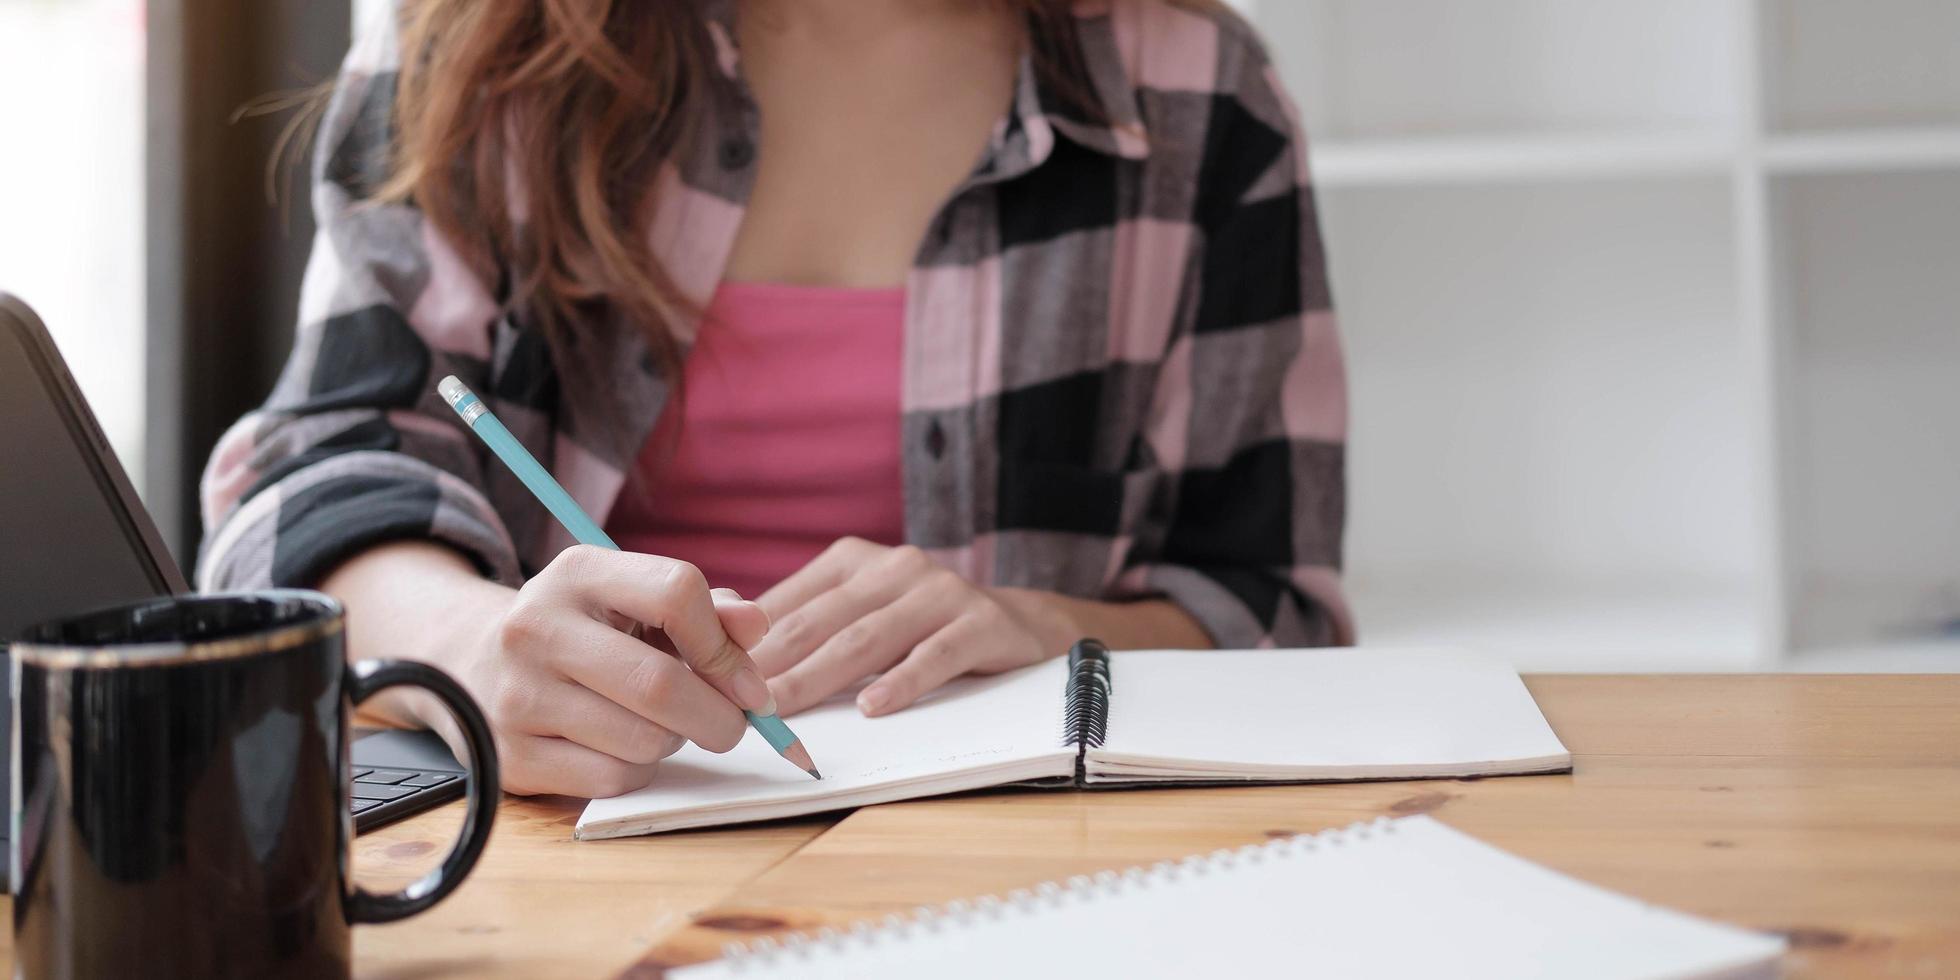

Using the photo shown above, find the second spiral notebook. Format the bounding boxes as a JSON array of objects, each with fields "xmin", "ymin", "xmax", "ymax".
[{"xmin": 576, "ymin": 646, "xmax": 1571, "ymax": 840}]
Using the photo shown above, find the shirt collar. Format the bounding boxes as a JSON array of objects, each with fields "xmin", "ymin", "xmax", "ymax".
[
  {"xmin": 1021, "ymin": 5, "xmax": 1152, "ymax": 162},
  {"xmin": 702, "ymin": 0, "xmax": 743, "ymax": 81}
]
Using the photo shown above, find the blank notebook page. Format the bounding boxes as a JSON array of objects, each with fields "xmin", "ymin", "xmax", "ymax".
[
  {"xmin": 1092, "ymin": 648, "xmax": 1570, "ymax": 777},
  {"xmin": 675, "ymin": 816, "xmax": 1784, "ymax": 980},
  {"xmin": 578, "ymin": 660, "xmax": 1073, "ymax": 837}
]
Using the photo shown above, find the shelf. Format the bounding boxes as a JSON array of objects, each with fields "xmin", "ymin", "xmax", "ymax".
[
  {"xmin": 1245, "ymin": 0, "xmax": 1960, "ymax": 669},
  {"xmin": 1328, "ymin": 179, "xmax": 1750, "ymax": 630},
  {"xmin": 1763, "ymin": 127, "xmax": 1960, "ymax": 175},
  {"xmin": 1776, "ymin": 171, "xmax": 1960, "ymax": 653},
  {"xmin": 1300, "ymin": 128, "xmax": 1960, "ymax": 187},
  {"xmin": 1788, "ymin": 578, "xmax": 1960, "ymax": 655},
  {"xmin": 1262, "ymin": 1, "xmax": 1742, "ymax": 142},
  {"xmin": 1762, "ymin": 0, "xmax": 1960, "ymax": 133},
  {"xmin": 1789, "ymin": 636, "xmax": 1960, "ymax": 674},
  {"xmin": 1349, "ymin": 579, "xmax": 1761, "ymax": 673},
  {"xmin": 1308, "ymin": 131, "xmax": 1735, "ymax": 188}
]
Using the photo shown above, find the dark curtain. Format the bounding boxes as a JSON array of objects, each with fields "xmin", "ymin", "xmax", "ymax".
[{"xmin": 145, "ymin": 0, "xmax": 352, "ymax": 569}]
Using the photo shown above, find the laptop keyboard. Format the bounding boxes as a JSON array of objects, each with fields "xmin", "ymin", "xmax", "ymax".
[
  {"xmin": 351, "ymin": 767, "xmax": 460, "ymax": 815},
  {"xmin": 346, "ymin": 729, "xmax": 471, "ymax": 832}
]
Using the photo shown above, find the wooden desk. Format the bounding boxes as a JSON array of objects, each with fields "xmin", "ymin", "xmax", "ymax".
[
  {"xmin": 348, "ymin": 800, "xmax": 831, "ymax": 978},
  {"xmin": 637, "ymin": 675, "xmax": 1960, "ymax": 979},
  {"xmin": 0, "ymin": 794, "xmax": 833, "ymax": 979},
  {"xmin": 1, "ymin": 676, "xmax": 1954, "ymax": 978}
]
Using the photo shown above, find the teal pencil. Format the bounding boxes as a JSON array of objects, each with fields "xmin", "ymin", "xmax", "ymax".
[{"xmin": 437, "ymin": 375, "xmax": 820, "ymax": 780}]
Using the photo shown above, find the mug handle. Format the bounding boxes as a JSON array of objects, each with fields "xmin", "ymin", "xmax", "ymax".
[{"xmin": 343, "ymin": 659, "xmax": 501, "ymax": 924}]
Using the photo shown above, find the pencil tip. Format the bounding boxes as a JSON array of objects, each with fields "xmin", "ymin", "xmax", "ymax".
[{"xmin": 781, "ymin": 739, "xmax": 818, "ymax": 777}]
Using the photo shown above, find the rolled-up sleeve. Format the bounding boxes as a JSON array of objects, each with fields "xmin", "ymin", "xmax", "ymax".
[{"xmin": 197, "ymin": 6, "xmax": 520, "ymax": 591}]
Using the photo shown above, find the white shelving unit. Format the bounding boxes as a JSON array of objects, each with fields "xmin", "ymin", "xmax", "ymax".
[{"xmin": 1236, "ymin": 0, "xmax": 1960, "ymax": 670}]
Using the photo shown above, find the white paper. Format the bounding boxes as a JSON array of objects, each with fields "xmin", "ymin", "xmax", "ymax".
[
  {"xmin": 577, "ymin": 659, "xmax": 1074, "ymax": 838},
  {"xmin": 674, "ymin": 816, "xmax": 1784, "ymax": 980},
  {"xmin": 1090, "ymin": 647, "xmax": 1570, "ymax": 779},
  {"xmin": 578, "ymin": 647, "xmax": 1570, "ymax": 838}
]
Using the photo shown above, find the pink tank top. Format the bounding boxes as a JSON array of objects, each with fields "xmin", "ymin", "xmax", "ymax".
[{"xmin": 605, "ymin": 282, "xmax": 907, "ymax": 599}]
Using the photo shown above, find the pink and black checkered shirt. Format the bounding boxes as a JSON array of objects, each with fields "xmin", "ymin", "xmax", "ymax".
[{"xmin": 199, "ymin": 0, "xmax": 1353, "ymax": 648}]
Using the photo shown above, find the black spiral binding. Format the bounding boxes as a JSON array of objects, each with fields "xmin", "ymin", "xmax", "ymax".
[{"xmin": 1062, "ymin": 639, "xmax": 1112, "ymax": 784}]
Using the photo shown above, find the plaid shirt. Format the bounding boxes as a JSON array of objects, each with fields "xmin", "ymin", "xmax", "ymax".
[{"xmin": 199, "ymin": 0, "xmax": 1353, "ymax": 648}]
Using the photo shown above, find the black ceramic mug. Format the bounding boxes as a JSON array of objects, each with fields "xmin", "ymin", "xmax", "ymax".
[{"xmin": 10, "ymin": 590, "xmax": 499, "ymax": 979}]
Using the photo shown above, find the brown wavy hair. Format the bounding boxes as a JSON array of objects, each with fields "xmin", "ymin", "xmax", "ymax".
[{"xmin": 377, "ymin": 0, "xmax": 1154, "ymax": 381}]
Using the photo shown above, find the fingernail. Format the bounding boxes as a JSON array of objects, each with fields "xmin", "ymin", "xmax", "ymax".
[
  {"xmin": 712, "ymin": 587, "xmax": 746, "ymax": 601},
  {"xmin": 732, "ymin": 668, "xmax": 777, "ymax": 714},
  {"xmin": 857, "ymin": 687, "xmax": 889, "ymax": 716}
]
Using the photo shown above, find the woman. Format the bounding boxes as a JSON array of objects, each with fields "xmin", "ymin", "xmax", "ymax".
[{"xmin": 200, "ymin": 0, "xmax": 1350, "ymax": 798}]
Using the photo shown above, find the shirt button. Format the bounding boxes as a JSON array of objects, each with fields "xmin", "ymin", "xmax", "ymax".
[
  {"xmin": 718, "ymin": 137, "xmax": 755, "ymax": 171},
  {"xmin": 926, "ymin": 420, "xmax": 948, "ymax": 459}
]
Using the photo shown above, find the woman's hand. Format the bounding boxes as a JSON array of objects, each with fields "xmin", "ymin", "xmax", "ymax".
[
  {"xmin": 458, "ymin": 545, "xmax": 776, "ymax": 796},
  {"xmin": 335, "ymin": 542, "xmax": 774, "ymax": 799},
  {"xmin": 750, "ymin": 538, "xmax": 1079, "ymax": 717}
]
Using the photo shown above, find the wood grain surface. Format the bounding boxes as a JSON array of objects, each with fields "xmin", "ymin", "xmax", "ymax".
[
  {"xmin": 635, "ymin": 675, "xmax": 1960, "ymax": 979},
  {"xmin": 0, "ymin": 795, "xmax": 831, "ymax": 979},
  {"xmin": 2, "ymin": 676, "xmax": 1954, "ymax": 978}
]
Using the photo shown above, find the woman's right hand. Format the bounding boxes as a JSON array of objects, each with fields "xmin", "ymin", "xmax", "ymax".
[
  {"xmin": 461, "ymin": 545, "xmax": 775, "ymax": 796},
  {"xmin": 334, "ymin": 541, "xmax": 773, "ymax": 798}
]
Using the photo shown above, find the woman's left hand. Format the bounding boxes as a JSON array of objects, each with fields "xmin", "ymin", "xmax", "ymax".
[{"xmin": 750, "ymin": 537, "xmax": 1077, "ymax": 717}]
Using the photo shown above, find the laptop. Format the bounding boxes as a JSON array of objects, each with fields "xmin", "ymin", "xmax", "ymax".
[{"xmin": 0, "ymin": 293, "xmax": 469, "ymax": 885}]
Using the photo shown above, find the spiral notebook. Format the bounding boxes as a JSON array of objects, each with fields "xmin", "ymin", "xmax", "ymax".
[
  {"xmin": 577, "ymin": 646, "xmax": 1571, "ymax": 839},
  {"xmin": 675, "ymin": 816, "xmax": 1786, "ymax": 979}
]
